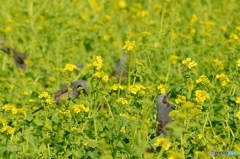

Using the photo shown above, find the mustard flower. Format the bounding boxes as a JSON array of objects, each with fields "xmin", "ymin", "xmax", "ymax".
[
  {"xmin": 93, "ymin": 71, "xmax": 102, "ymax": 78},
  {"xmin": 92, "ymin": 56, "xmax": 103, "ymax": 70},
  {"xmin": 197, "ymin": 134, "xmax": 203, "ymax": 140},
  {"xmin": 141, "ymin": 31, "xmax": 151, "ymax": 36},
  {"xmin": 38, "ymin": 91, "xmax": 51, "ymax": 99},
  {"xmin": 157, "ymin": 84, "xmax": 167, "ymax": 94},
  {"xmin": 237, "ymin": 59, "xmax": 240, "ymax": 67},
  {"xmin": 175, "ymin": 95, "xmax": 186, "ymax": 104},
  {"xmin": 196, "ymin": 75, "xmax": 214, "ymax": 87},
  {"xmin": 182, "ymin": 58, "xmax": 197, "ymax": 69},
  {"xmin": 2, "ymin": 104, "xmax": 18, "ymax": 114},
  {"xmin": 188, "ymin": 79, "xmax": 194, "ymax": 91},
  {"xmin": 0, "ymin": 124, "xmax": 15, "ymax": 134},
  {"xmin": 117, "ymin": 98, "xmax": 129, "ymax": 105},
  {"xmin": 213, "ymin": 59, "xmax": 224, "ymax": 70},
  {"xmin": 102, "ymin": 75, "xmax": 109, "ymax": 83},
  {"xmin": 59, "ymin": 108, "xmax": 71, "ymax": 116},
  {"xmin": 110, "ymin": 84, "xmax": 125, "ymax": 91},
  {"xmin": 236, "ymin": 111, "xmax": 240, "ymax": 120},
  {"xmin": 167, "ymin": 150, "xmax": 184, "ymax": 159},
  {"xmin": 122, "ymin": 41, "xmax": 136, "ymax": 52},
  {"xmin": 190, "ymin": 14, "xmax": 198, "ymax": 25},
  {"xmin": 22, "ymin": 91, "xmax": 29, "ymax": 96},
  {"xmin": 128, "ymin": 84, "xmax": 145, "ymax": 95},
  {"xmin": 118, "ymin": 0, "xmax": 126, "ymax": 9},
  {"xmin": 195, "ymin": 90, "xmax": 210, "ymax": 103},
  {"xmin": 71, "ymin": 127, "xmax": 78, "ymax": 132},
  {"xmin": 63, "ymin": 64, "xmax": 78, "ymax": 72},
  {"xmin": 170, "ymin": 55, "xmax": 180, "ymax": 64},
  {"xmin": 154, "ymin": 137, "xmax": 171, "ymax": 150},
  {"xmin": 236, "ymin": 97, "xmax": 240, "ymax": 104},
  {"xmin": 120, "ymin": 126, "xmax": 126, "ymax": 134},
  {"xmin": 216, "ymin": 73, "xmax": 230, "ymax": 86},
  {"xmin": 71, "ymin": 104, "xmax": 89, "ymax": 114}
]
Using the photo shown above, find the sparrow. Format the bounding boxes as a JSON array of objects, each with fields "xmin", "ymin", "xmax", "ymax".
[
  {"xmin": 0, "ymin": 37, "xmax": 26, "ymax": 70},
  {"xmin": 32, "ymin": 80, "xmax": 88, "ymax": 114},
  {"xmin": 156, "ymin": 91, "xmax": 174, "ymax": 136}
]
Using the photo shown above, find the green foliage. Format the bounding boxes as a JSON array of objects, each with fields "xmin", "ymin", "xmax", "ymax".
[{"xmin": 0, "ymin": 0, "xmax": 240, "ymax": 158}]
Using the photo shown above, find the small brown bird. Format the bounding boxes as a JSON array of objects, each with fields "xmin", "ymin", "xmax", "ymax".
[
  {"xmin": 156, "ymin": 91, "xmax": 174, "ymax": 136},
  {"xmin": 32, "ymin": 80, "xmax": 88, "ymax": 114},
  {"xmin": 0, "ymin": 37, "xmax": 26, "ymax": 70}
]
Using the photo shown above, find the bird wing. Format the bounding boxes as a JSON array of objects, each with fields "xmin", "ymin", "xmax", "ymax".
[{"xmin": 54, "ymin": 85, "xmax": 68, "ymax": 98}]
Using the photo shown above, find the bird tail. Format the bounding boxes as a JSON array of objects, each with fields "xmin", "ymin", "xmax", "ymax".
[
  {"xmin": 32, "ymin": 106, "xmax": 44, "ymax": 114},
  {"xmin": 156, "ymin": 121, "xmax": 164, "ymax": 136}
]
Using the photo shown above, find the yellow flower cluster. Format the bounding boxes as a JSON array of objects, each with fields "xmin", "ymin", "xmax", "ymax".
[
  {"xmin": 213, "ymin": 59, "xmax": 224, "ymax": 70},
  {"xmin": 116, "ymin": 98, "xmax": 129, "ymax": 105},
  {"xmin": 157, "ymin": 84, "xmax": 167, "ymax": 94},
  {"xmin": 91, "ymin": 56, "xmax": 103, "ymax": 70},
  {"xmin": 236, "ymin": 111, "xmax": 240, "ymax": 120},
  {"xmin": 59, "ymin": 108, "xmax": 71, "ymax": 116},
  {"xmin": 122, "ymin": 41, "xmax": 136, "ymax": 52},
  {"xmin": 2, "ymin": 104, "xmax": 27, "ymax": 116},
  {"xmin": 196, "ymin": 75, "xmax": 214, "ymax": 88},
  {"xmin": 175, "ymin": 95, "xmax": 186, "ymax": 104},
  {"xmin": 169, "ymin": 110, "xmax": 187, "ymax": 121},
  {"xmin": 195, "ymin": 90, "xmax": 210, "ymax": 103},
  {"xmin": 38, "ymin": 91, "xmax": 53, "ymax": 105},
  {"xmin": 237, "ymin": 59, "xmax": 240, "ymax": 67},
  {"xmin": 182, "ymin": 58, "xmax": 197, "ymax": 69},
  {"xmin": 0, "ymin": 124, "xmax": 15, "ymax": 134},
  {"xmin": 190, "ymin": 14, "xmax": 198, "ymax": 25},
  {"xmin": 170, "ymin": 55, "xmax": 180, "ymax": 64},
  {"xmin": 236, "ymin": 97, "xmax": 240, "ymax": 104},
  {"xmin": 128, "ymin": 84, "xmax": 145, "ymax": 95},
  {"xmin": 120, "ymin": 113, "xmax": 136, "ymax": 121},
  {"xmin": 216, "ymin": 73, "xmax": 230, "ymax": 86},
  {"xmin": 93, "ymin": 71, "xmax": 109, "ymax": 83},
  {"xmin": 63, "ymin": 64, "xmax": 78, "ymax": 72},
  {"xmin": 110, "ymin": 83, "xmax": 125, "ymax": 91},
  {"xmin": 120, "ymin": 126, "xmax": 126, "ymax": 134},
  {"xmin": 71, "ymin": 104, "xmax": 89, "ymax": 114},
  {"xmin": 167, "ymin": 150, "xmax": 184, "ymax": 159},
  {"xmin": 154, "ymin": 137, "xmax": 171, "ymax": 150}
]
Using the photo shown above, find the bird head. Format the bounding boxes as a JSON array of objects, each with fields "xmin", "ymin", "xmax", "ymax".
[
  {"xmin": 157, "ymin": 91, "xmax": 171, "ymax": 106},
  {"xmin": 72, "ymin": 80, "xmax": 89, "ymax": 95}
]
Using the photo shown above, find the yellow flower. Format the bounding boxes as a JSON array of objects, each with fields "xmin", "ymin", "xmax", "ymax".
[
  {"xmin": 182, "ymin": 58, "xmax": 197, "ymax": 69},
  {"xmin": 2, "ymin": 104, "xmax": 18, "ymax": 114},
  {"xmin": 48, "ymin": 76, "xmax": 56, "ymax": 83},
  {"xmin": 110, "ymin": 84, "xmax": 125, "ymax": 91},
  {"xmin": 196, "ymin": 75, "xmax": 214, "ymax": 88},
  {"xmin": 29, "ymin": 99, "xmax": 36, "ymax": 103},
  {"xmin": 216, "ymin": 73, "xmax": 230, "ymax": 86},
  {"xmin": 120, "ymin": 126, "xmax": 126, "ymax": 133},
  {"xmin": 102, "ymin": 75, "xmax": 109, "ymax": 83},
  {"xmin": 175, "ymin": 95, "xmax": 186, "ymax": 104},
  {"xmin": 167, "ymin": 150, "xmax": 184, "ymax": 159},
  {"xmin": 22, "ymin": 91, "xmax": 29, "ymax": 96},
  {"xmin": 170, "ymin": 55, "xmax": 180, "ymax": 65},
  {"xmin": 71, "ymin": 104, "xmax": 89, "ymax": 113},
  {"xmin": 122, "ymin": 41, "xmax": 136, "ymax": 52},
  {"xmin": 157, "ymin": 84, "xmax": 167, "ymax": 94},
  {"xmin": 0, "ymin": 124, "xmax": 15, "ymax": 134},
  {"xmin": 71, "ymin": 127, "xmax": 78, "ymax": 132},
  {"xmin": 195, "ymin": 90, "xmax": 210, "ymax": 103},
  {"xmin": 213, "ymin": 59, "xmax": 224, "ymax": 70},
  {"xmin": 117, "ymin": 98, "xmax": 129, "ymax": 105},
  {"xmin": 236, "ymin": 97, "xmax": 240, "ymax": 104},
  {"xmin": 236, "ymin": 111, "xmax": 240, "ymax": 120},
  {"xmin": 118, "ymin": 0, "xmax": 126, "ymax": 9},
  {"xmin": 128, "ymin": 84, "xmax": 145, "ymax": 95},
  {"xmin": 63, "ymin": 64, "xmax": 78, "ymax": 72},
  {"xmin": 93, "ymin": 71, "xmax": 102, "ymax": 78},
  {"xmin": 92, "ymin": 56, "xmax": 103, "ymax": 70},
  {"xmin": 154, "ymin": 138, "xmax": 171, "ymax": 150},
  {"xmin": 46, "ymin": 98, "xmax": 53, "ymax": 105},
  {"xmin": 190, "ymin": 14, "xmax": 198, "ymax": 25},
  {"xmin": 237, "ymin": 59, "xmax": 240, "ymax": 67},
  {"xmin": 38, "ymin": 91, "xmax": 51, "ymax": 99},
  {"xmin": 198, "ymin": 134, "xmax": 203, "ymax": 139}
]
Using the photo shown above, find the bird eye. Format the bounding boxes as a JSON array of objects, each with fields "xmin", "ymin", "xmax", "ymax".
[{"xmin": 162, "ymin": 96, "xmax": 168, "ymax": 104}]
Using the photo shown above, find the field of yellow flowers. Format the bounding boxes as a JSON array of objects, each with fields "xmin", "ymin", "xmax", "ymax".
[{"xmin": 0, "ymin": 0, "xmax": 240, "ymax": 158}]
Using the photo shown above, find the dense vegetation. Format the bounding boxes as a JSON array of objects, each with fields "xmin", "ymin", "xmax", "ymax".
[{"xmin": 0, "ymin": 0, "xmax": 240, "ymax": 158}]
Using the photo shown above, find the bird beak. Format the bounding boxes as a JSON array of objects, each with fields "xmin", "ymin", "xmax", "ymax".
[{"xmin": 166, "ymin": 91, "xmax": 171, "ymax": 97}]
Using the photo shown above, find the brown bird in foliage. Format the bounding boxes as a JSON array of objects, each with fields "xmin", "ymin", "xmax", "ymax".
[
  {"xmin": 32, "ymin": 80, "xmax": 89, "ymax": 114},
  {"xmin": 0, "ymin": 37, "xmax": 26, "ymax": 70},
  {"xmin": 156, "ymin": 91, "xmax": 174, "ymax": 135}
]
